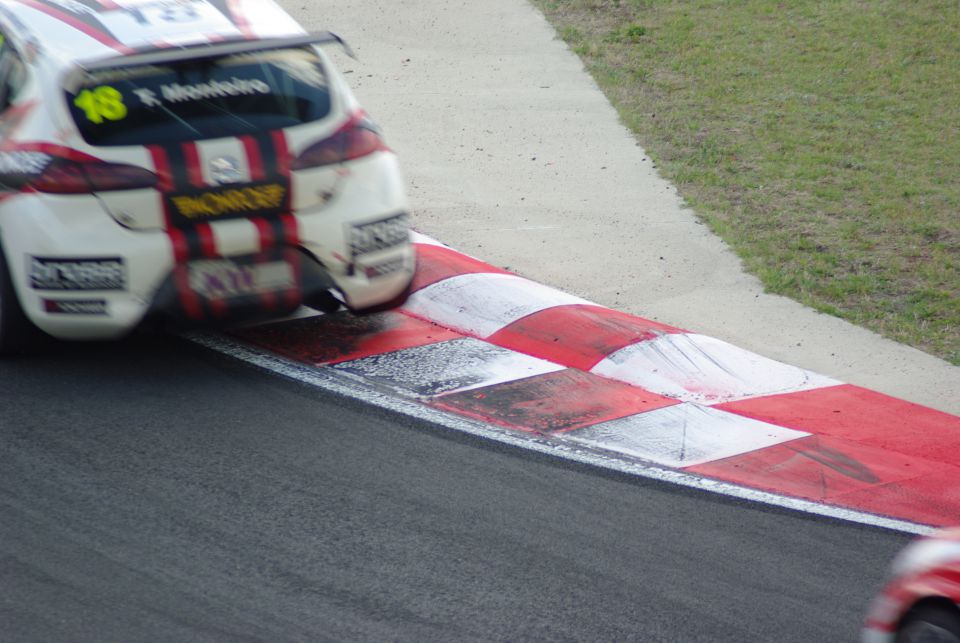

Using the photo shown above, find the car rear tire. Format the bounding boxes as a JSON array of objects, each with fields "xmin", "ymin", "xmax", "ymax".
[
  {"xmin": 0, "ymin": 240, "xmax": 41, "ymax": 356},
  {"xmin": 897, "ymin": 604, "xmax": 960, "ymax": 643}
]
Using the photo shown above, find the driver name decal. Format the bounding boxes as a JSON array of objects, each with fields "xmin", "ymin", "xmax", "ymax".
[{"xmin": 133, "ymin": 77, "xmax": 271, "ymax": 107}]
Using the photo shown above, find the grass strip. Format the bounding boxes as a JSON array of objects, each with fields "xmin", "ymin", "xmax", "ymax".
[{"xmin": 532, "ymin": 0, "xmax": 959, "ymax": 365}]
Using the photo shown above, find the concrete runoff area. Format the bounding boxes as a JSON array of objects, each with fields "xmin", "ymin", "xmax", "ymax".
[{"xmin": 294, "ymin": 0, "xmax": 960, "ymax": 416}]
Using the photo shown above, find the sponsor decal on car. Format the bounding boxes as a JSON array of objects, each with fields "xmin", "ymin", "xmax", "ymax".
[
  {"xmin": 71, "ymin": 85, "xmax": 128, "ymax": 124},
  {"xmin": 349, "ymin": 214, "xmax": 409, "ymax": 257},
  {"xmin": 363, "ymin": 257, "xmax": 406, "ymax": 279},
  {"xmin": 71, "ymin": 77, "xmax": 273, "ymax": 127},
  {"xmin": 72, "ymin": 77, "xmax": 272, "ymax": 126},
  {"xmin": 187, "ymin": 258, "xmax": 296, "ymax": 300},
  {"xmin": 168, "ymin": 182, "xmax": 287, "ymax": 222},
  {"xmin": 43, "ymin": 298, "xmax": 108, "ymax": 315},
  {"xmin": 29, "ymin": 257, "xmax": 125, "ymax": 291}
]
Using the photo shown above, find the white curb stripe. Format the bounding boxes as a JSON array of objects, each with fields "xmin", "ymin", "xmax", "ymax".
[
  {"xmin": 591, "ymin": 333, "xmax": 841, "ymax": 405},
  {"xmin": 403, "ymin": 272, "xmax": 591, "ymax": 338},
  {"xmin": 565, "ymin": 403, "xmax": 810, "ymax": 468},
  {"xmin": 328, "ymin": 337, "xmax": 564, "ymax": 398},
  {"xmin": 410, "ymin": 231, "xmax": 450, "ymax": 248},
  {"xmin": 186, "ymin": 330, "xmax": 933, "ymax": 536}
]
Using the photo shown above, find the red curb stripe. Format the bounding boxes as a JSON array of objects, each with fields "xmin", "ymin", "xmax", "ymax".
[
  {"xmin": 688, "ymin": 434, "xmax": 960, "ymax": 527},
  {"xmin": 409, "ymin": 243, "xmax": 510, "ymax": 292},
  {"xmin": 230, "ymin": 310, "xmax": 463, "ymax": 366},
  {"xmin": 487, "ymin": 304, "xmax": 685, "ymax": 371},
  {"xmin": 235, "ymin": 234, "xmax": 960, "ymax": 527},
  {"xmin": 431, "ymin": 368, "xmax": 678, "ymax": 434},
  {"xmin": 828, "ymin": 471, "xmax": 960, "ymax": 527},
  {"xmin": 716, "ymin": 384, "xmax": 960, "ymax": 465}
]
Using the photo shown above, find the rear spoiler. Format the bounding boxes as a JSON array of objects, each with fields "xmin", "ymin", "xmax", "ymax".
[{"xmin": 64, "ymin": 31, "xmax": 354, "ymax": 91}]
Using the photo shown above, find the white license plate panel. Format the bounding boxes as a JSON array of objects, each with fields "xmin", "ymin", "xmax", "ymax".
[{"xmin": 188, "ymin": 259, "xmax": 295, "ymax": 300}]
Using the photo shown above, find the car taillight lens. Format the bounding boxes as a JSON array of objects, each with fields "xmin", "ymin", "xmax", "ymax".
[
  {"xmin": 31, "ymin": 158, "xmax": 158, "ymax": 194},
  {"xmin": 292, "ymin": 113, "xmax": 389, "ymax": 170}
]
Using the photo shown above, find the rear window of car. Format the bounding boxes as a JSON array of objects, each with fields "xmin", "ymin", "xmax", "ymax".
[{"xmin": 65, "ymin": 47, "xmax": 331, "ymax": 146}]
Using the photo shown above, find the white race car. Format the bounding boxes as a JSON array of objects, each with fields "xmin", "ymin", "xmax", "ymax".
[{"xmin": 0, "ymin": 0, "xmax": 414, "ymax": 354}]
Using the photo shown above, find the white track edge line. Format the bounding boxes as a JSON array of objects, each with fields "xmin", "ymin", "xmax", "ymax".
[{"xmin": 186, "ymin": 331, "xmax": 934, "ymax": 537}]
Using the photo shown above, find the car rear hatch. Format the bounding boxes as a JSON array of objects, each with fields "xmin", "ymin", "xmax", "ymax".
[{"xmin": 59, "ymin": 34, "xmax": 350, "ymax": 234}]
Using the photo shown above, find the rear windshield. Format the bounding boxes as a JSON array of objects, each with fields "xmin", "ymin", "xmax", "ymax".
[{"xmin": 66, "ymin": 47, "xmax": 331, "ymax": 146}]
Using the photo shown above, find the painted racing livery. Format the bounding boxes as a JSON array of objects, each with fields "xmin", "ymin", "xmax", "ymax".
[
  {"xmin": 864, "ymin": 528, "xmax": 960, "ymax": 642},
  {"xmin": 0, "ymin": 0, "xmax": 414, "ymax": 352},
  {"xmin": 9, "ymin": 0, "xmax": 304, "ymax": 53}
]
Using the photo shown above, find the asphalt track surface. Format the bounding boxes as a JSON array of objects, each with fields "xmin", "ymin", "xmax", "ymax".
[{"xmin": 1, "ymin": 337, "xmax": 912, "ymax": 641}]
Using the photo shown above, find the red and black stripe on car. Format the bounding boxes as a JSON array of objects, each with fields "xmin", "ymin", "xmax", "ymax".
[
  {"xmin": 148, "ymin": 132, "xmax": 301, "ymax": 320},
  {"xmin": 240, "ymin": 130, "xmax": 303, "ymax": 310}
]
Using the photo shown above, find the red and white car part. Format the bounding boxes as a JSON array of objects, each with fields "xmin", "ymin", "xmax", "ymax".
[{"xmin": 864, "ymin": 528, "xmax": 960, "ymax": 641}]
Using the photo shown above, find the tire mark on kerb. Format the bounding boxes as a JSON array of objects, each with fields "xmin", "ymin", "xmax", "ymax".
[
  {"xmin": 790, "ymin": 444, "xmax": 881, "ymax": 484},
  {"xmin": 184, "ymin": 330, "xmax": 934, "ymax": 537}
]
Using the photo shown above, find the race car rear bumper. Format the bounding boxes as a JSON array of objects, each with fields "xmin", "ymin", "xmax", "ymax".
[
  {"xmin": 18, "ymin": 242, "xmax": 414, "ymax": 340},
  {"xmin": 1, "ymin": 150, "xmax": 414, "ymax": 340}
]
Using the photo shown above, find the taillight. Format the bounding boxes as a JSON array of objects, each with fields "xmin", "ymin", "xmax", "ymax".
[
  {"xmin": 292, "ymin": 112, "xmax": 389, "ymax": 170},
  {"xmin": 31, "ymin": 158, "xmax": 158, "ymax": 194}
]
